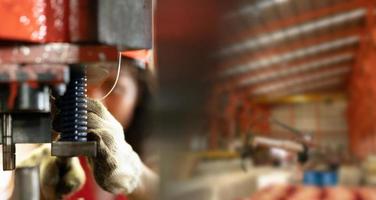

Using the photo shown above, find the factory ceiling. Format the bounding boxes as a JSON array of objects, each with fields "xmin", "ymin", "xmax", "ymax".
[{"xmin": 216, "ymin": 0, "xmax": 370, "ymax": 100}]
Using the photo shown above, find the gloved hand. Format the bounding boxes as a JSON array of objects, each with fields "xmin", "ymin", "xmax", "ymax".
[
  {"xmin": 85, "ymin": 99, "xmax": 143, "ymax": 195},
  {"xmin": 17, "ymin": 144, "xmax": 86, "ymax": 199}
]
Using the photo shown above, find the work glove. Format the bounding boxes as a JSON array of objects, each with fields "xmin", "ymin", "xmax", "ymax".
[
  {"xmin": 85, "ymin": 99, "xmax": 143, "ymax": 195},
  {"xmin": 17, "ymin": 144, "xmax": 86, "ymax": 200}
]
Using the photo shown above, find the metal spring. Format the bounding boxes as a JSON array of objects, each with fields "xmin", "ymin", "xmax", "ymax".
[{"xmin": 59, "ymin": 66, "xmax": 88, "ymax": 142}]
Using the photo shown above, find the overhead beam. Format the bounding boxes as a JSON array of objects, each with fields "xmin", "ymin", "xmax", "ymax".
[
  {"xmin": 235, "ymin": 51, "xmax": 354, "ymax": 86},
  {"xmin": 220, "ymin": 36, "xmax": 359, "ymax": 77},
  {"xmin": 225, "ymin": 0, "xmax": 369, "ymax": 45},
  {"xmin": 252, "ymin": 92, "xmax": 347, "ymax": 104},
  {"xmin": 217, "ymin": 48, "xmax": 356, "ymax": 92},
  {"xmin": 274, "ymin": 79, "xmax": 345, "ymax": 97},
  {"xmin": 242, "ymin": 66, "xmax": 351, "ymax": 95},
  {"xmin": 239, "ymin": 61, "xmax": 352, "ymax": 88},
  {"xmin": 253, "ymin": 77, "xmax": 345, "ymax": 99},
  {"xmin": 219, "ymin": 9, "xmax": 365, "ymax": 57},
  {"xmin": 218, "ymin": 28, "xmax": 364, "ymax": 71}
]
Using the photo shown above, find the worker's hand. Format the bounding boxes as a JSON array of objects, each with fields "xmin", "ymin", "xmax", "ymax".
[
  {"xmin": 86, "ymin": 99, "xmax": 143, "ymax": 195},
  {"xmin": 17, "ymin": 144, "xmax": 85, "ymax": 200}
]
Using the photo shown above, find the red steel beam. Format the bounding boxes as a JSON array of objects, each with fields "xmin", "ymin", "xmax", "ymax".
[
  {"xmin": 242, "ymin": 62, "xmax": 352, "ymax": 87},
  {"xmin": 225, "ymin": 0, "xmax": 369, "ymax": 45},
  {"xmin": 233, "ymin": 52, "xmax": 354, "ymax": 88},
  {"xmin": 256, "ymin": 78, "xmax": 345, "ymax": 98},
  {"xmin": 240, "ymin": 65, "xmax": 351, "ymax": 94},
  {"xmin": 218, "ymin": 27, "xmax": 364, "ymax": 71},
  {"xmin": 348, "ymin": 1, "xmax": 376, "ymax": 156},
  {"xmin": 218, "ymin": 48, "xmax": 356, "ymax": 92}
]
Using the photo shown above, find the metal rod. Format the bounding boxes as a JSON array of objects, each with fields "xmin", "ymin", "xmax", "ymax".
[
  {"xmin": 2, "ymin": 114, "xmax": 15, "ymax": 170},
  {"xmin": 13, "ymin": 167, "xmax": 40, "ymax": 200},
  {"xmin": 269, "ymin": 117, "xmax": 304, "ymax": 136},
  {"xmin": 252, "ymin": 136, "xmax": 304, "ymax": 153}
]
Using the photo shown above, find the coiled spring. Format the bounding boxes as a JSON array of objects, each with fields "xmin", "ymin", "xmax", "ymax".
[{"xmin": 59, "ymin": 66, "xmax": 88, "ymax": 142}]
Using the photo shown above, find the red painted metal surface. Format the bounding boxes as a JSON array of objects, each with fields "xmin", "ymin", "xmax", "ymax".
[
  {"xmin": 68, "ymin": 0, "xmax": 97, "ymax": 42},
  {"xmin": 0, "ymin": 0, "xmax": 48, "ymax": 42},
  {"xmin": 208, "ymin": 89, "xmax": 271, "ymax": 149},
  {"xmin": 0, "ymin": 43, "xmax": 118, "ymax": 64},
  {"xmin": 0, "ymin": 0, "xmax": 96, "ymax": 43},
  {"xmin": 237, "ymin": 97, "xmax": 271, "ymax": 135},
  {"xmin": 348, "ymin": 2, "xmax": 376, "ymax": 158}
]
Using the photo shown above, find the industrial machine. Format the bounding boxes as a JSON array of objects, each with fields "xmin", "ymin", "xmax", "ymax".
[
  {"xmin": 0, "ymin": 0, "xmax": 152, "ymax": 172},
  {"xmin": 0, "ymin": 44, "xmax": 119, "ymax": 170}
]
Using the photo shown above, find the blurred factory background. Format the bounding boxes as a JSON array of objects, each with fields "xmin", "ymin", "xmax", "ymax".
[
  {"xmin": 213, "ymin": 0, "xmax": 370, "ymax": 157},
  {"xmin": 157, "ymin": 0, "xmax": 376, "ymax": 199}
]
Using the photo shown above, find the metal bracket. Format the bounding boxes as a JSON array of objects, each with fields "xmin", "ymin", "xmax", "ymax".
[{"xmin": 52, "ymin": 141, "xmax": 97, "ymax": 157}]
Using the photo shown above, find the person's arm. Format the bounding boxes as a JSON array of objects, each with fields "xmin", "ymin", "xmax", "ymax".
[
  {"xmin": 83, "ymin": 99, "xmax": 158, "ymax": 200},
  {"xmin": 128, "ymin": 164, "xmax": 159, "ymax": 200}
]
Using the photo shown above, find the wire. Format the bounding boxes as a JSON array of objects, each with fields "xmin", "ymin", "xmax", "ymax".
[{"xmin": 98, "ymin": 52, "xmax": 122, "ymax": 101}]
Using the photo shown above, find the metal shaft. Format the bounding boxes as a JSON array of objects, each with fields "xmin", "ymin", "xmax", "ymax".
[
  {"xmin": 2, "ymin": 114, "xmax": 15, "ymax": 170},
  {"xmin": 252, "ymin": 136, "xmax": 304, "ymax": 153},
  {"xmin": 13, "ymin": 167, "xmax": 40, "ymax": 200},
  {"xmin": 270, "ymin": 117, "xmax": 304, "ymax": 136}
]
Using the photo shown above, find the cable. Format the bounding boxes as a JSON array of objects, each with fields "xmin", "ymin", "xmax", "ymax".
[{"xmin": 99, "ymin": 52, "xmax": 122, "ymax": 101}]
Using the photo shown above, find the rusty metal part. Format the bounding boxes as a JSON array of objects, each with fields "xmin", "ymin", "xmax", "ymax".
[
  {"xmin": 2, "ymin": 114, "xmax": 15, "ymax": 170},
  {"xmin": 0, "ymin": 64, "xmax": 69, "ymax": 83},
  {"xmin": 52, "ymin": 141, "xmax": 97, "ymax": 157},
  {"xmin": 0, "ymin": 43, "xmax": 118, "ymax": 64}
]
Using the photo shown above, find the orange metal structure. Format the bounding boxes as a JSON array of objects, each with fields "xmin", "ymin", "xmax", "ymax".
[
  {"xmin": 0, "ymin": 0, "xmax": 96, "ymax": 42},
  {"xmin": 211, "ymin": 0, "xmax": 376, "ymax": 152},
  {"xmin": 348, "ymin": 2, "xmax": 376, "ymax": 158},
  {"xmin": 208, "ymin": 89, "xmax": 271, "ymax": 149}
]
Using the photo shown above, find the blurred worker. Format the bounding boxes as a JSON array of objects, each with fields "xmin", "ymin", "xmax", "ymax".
[
  {"xmin": 1, "ymin": 50, "xmax": 159, "ymax": 200},
  {"xmin": 68, "ymin": 49, "xmax": 158, "ymax": 200}
]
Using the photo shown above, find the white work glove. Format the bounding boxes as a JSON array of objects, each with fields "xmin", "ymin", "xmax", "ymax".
[
  {"xmin": 86, "ymin": 99, "xmax": 143, "ymax": 195},
  {"xmin": 17, "ymin": 144, "xmax": 85, "ymax": 200}
]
